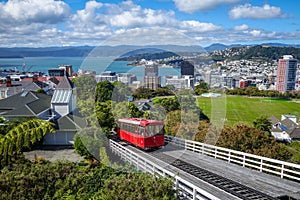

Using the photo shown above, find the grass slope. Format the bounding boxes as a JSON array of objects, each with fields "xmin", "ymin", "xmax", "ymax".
[{"xmin": 198, "ymin": 96, "xmax": 300, "ymax": 126}]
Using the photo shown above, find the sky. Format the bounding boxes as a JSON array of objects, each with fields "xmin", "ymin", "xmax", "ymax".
[{"xmin": 0, "ymin": 0, "xmax": 299, "ymax": 47}]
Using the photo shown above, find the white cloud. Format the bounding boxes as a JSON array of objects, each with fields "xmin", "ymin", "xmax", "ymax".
[
  {"xmin": 0, "ymin": 0, "xmax": 70, "ymax": 25},
  {"xmin": 106, "ymin": 2, "xmax": 175, "ymax": 28},
  {"xmin": 173, "ymin": 0, "xmax": 239, "ymax": 13},
  {"xmin": 181, "ymin": 20, "xmax": 222, "ymax": 32},
  {"xmin": 234, "ymin": 24, "xmax": 249, "ymax": 31},
  {"xmin": 0, "ymin": 0, "xmax": 298, "ymax": 47},
  {"xmin": 250, "ymin": 30, "xmax": 261, "ymax": 37},
  {"xmin": 0, "ymin": 0, "xmax": 71, "ymax": 47},
  {"xmin": 70, "ymin": 1, "xmax": 105, "ymax": 32},
  {"xmin": 68, "ymin": 0, "xmax": 222, "ymax": 46},
  {"xmin": 229, "ymin": 4, "xmax": 288, "ymax": 20}
]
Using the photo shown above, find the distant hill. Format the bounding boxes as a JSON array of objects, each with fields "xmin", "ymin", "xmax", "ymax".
[
  {"xmin": 204, "ymin": 43, "xmax": 300, "ymax": 52},
  {"xmin": 204, "ymin": 43, "xmax": 230, "ymax": 52},
  {"xmin": 0, "ymin": 46, "xmax": 94, "ymax": 58},
  {"xmin": 211, "ymin": 45, "xmax": 300, "ymax": 61},
  {"xmin": 1, "ymin": 44, "xmax": 299, "ymax": 58},
  {"xmin": 115, "ymin": 51, "xmax": 179, "ymax": 61},
  {"xmin": 0, "ymin": 45, "xmax": 206, "ymax": 58}
]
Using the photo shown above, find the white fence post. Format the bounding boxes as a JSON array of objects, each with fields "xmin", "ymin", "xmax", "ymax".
[
  {"xmin": 214, "ymin": 148, "xmax": 217, "ymax": 158},
  {"xmin": 193, "ymin": 188, "xmax": 197, "ymax": 200}
]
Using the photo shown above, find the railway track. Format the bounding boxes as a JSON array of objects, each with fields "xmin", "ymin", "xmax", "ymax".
[{"xmin": 148, "ymin": 151, "xmax": 278, "ymax": 200}]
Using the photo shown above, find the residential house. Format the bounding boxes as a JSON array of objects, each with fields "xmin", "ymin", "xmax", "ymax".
[
  {"xmin": 0, "ymin": 75, "xmax": 86, "ymax": 145},
  {"xmin": 44, "ymin": 75, "xmax": 85, "ymax": 145},
  {"xmin": 0, "ymin": 76, "xmax": 49, "ymax": 99},
  {"xmin": 269, "ymin": 115, "xmax": 300, "ymax": 142},
  {"xmin": 0, "ymin": 91, "xmax": 52, "ymax": 121}
]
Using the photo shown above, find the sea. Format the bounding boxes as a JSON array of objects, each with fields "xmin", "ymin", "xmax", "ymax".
[{"xmin": 0, "ymin": 57, "xmax": 180, "ymax": 83}]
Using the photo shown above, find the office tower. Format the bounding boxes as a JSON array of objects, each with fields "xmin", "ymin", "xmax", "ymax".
[
  {"xmin": 143, "ymin": 65, "xmax": 161, "ymax": 90},
  {"xmin": 181, "ymin": 60, "xmax": 195, "ymax": 77},
  {"xmin": 276, "ymin": 55, "xmax": 297, "ymax": 93},
  {"xmin": 145, "ymin": 65, "xmax": 158, "ymax": 76}
]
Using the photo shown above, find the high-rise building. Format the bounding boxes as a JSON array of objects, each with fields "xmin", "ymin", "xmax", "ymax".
[
  {"xmin": 143, "ymin": 65, "xmax": 160, "ymax": 90},
  {"xmin": 276, "ymin": 55, "xmax": 297, "ymax": 93},
  {"xmin": 145, "ymin": 65, "xmax": 158, "ymax": 76},
  {"xmin": 144, "ymin": 76, "xmax": 161, "ymax": 90},
  {"xmin": 181, "ymin": 60, "xmax": 195, "ymax": 77}
]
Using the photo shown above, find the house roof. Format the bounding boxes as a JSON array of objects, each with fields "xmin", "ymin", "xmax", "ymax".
[
  {"xmin": 0, "ymin": 91, "xmax": 52, "ymax": 117},
  {"xmin": 51, "ymin": 90, "xmax": 72, "ymax": 104},
  {"xmin": 281, "ymin": 118, "xmax": 297, "ymax": 130},
  {"xmin": 48, "ymin": 77, "xmax": 60, "ymax": 85},
  {"xmin": 56, "ymin": 75, "xmax": 74, "ymax": 89},
  {"xmin": 269, "ymin": 116, "xmax": 280, "ymax": 125},
  {"xmin": 0, "ymin": 91, "xmax": 36, "ymax": 109},
  {"xmin": 55, "ymin": 110, "xmax": 87, "ymax": 131},
  {"xmin": 22, "ymin": 77, "xmax": 47, "ymax": 82},
  {"xmin": 270, "ymin": 127, "xmax": 282, "ymax": 133},
  {"xmin": 133, "ymin": 101, "xmax": 153, "ymax": 112},
  {"xmin": 290, "ymin": 128, "xmax": 300, "ymax": 140}
]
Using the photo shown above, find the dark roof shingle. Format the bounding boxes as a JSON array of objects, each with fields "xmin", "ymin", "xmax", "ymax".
[
  {"xmin": 0, "ymin": 91, "xmax": 52, "ymax": 117},
  {"xmin": 55, "ymin": 110, "xmax": 87, "ymax": 131},
  {"xmin": 57, "ymin": 75, "xmax": 74, "ymax": 89}
]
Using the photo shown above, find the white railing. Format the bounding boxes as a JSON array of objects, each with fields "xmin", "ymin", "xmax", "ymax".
[
  {"xmin": 109, "ymin": 139, "xmax": 221, "ymax": 200},
  {"xmin": 165, "ymin": 135, "xmax": 300, "ymax": 182}
]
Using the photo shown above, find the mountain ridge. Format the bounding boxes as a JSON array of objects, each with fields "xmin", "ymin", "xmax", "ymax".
[{"xmin": 0, "ymin": 43, "xmax": 299, "ymax": 58}]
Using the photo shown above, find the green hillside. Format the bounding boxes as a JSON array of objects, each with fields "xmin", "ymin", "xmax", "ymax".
[{"xmin": 211, "ymin": 45, "xmax": 300, "ymax": 61}]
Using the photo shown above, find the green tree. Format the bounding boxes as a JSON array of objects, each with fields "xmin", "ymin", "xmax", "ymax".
[
  {"xmin": 74, "ymin": 127, "xmax": 107, "ymax": 162},
  {"xmin": 95, "ymin": 101, "xmax": 115, "ymax": 135},
  {"xmin": 95, "ymin": 80, "xmax": 114, "ymax": 102},
  {"xmin": 73, "ymin": 76, "xmax": 97, "ymax": 100},
  {"xmin": 94, "ymin": 173, "xmax": 176, "ymax": 200},
  {"xmin": 112, "ymin": 81, "xmax": 132, "ymax": 102},
  {"xmin": 0, "ymin": 119, "xmax": 55, "ymax": 167},
  {"xmin": 194, "ymin": 82, "xmax": 209, "ymax": 95},
  {"xmin": 153, "ymin": 97, "xmax": 180, "ymax": 113},
  {"xmin": 133, "ymin": 87, "xmax": 154, "ymax": 99},
  {"xmin": 111, "ymin": 101, "xmax": 130, "ymax": 119},
  {"xmin": 253, "ymin": 116, "xmax": 272, "ymax": 133},
  {"xmin": 128, "ymin": 102, "xmax": 143, "ymax": 118},
  {"xmin": 215, "ymin": 124, "xmax": 293, "ymax": 161}
]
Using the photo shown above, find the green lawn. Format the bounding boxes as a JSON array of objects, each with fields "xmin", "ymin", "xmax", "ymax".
[{"xmin": 197, "ymin": 95, "xmax": 300, "ymax": 126}]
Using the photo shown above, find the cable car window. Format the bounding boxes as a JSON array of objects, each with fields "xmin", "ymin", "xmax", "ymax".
[
  {"xmin": 138, "ymin": 126, "xmax": 145, "ymax": 136},
  {"xmin": 145, "ymin": 125, "xmax": 164, "ymax": 137}
]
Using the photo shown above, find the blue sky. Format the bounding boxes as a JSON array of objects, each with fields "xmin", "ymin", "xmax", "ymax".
[{"xmin": 0, "ymin": 0, "xmax": 299, "ymax": 47}]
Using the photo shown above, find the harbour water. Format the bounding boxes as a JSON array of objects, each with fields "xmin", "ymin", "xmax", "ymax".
[{"xmin": 0, "ymin": 57, "xmax": 180, "ymax": 81}]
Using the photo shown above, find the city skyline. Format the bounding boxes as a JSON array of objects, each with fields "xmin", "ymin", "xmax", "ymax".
[{"xmin": 0, "ymin": 0, "xmax": 300, "ymax": 47}]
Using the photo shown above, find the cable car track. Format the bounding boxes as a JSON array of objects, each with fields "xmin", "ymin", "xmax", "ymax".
[{"xmin": 148, "ymin": 151, "xmax": 278, "ymax": 200}]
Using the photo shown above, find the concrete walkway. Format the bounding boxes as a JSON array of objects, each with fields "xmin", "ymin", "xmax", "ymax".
[{"xmin": 24, "ymin": 146, "xmax": 84, "ymax": 163}]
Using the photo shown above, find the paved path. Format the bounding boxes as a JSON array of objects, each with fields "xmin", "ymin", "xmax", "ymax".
[{"xmin": 24, "ymin": 146, "xmax": 84, "ymax": 163}]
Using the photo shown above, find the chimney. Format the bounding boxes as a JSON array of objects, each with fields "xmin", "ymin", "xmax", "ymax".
[
  {"xmin": 6, "ymin": 76, "xmax": 11, "ymax": 87},
  {"xmin": 32, "ymin": 75, "xmax": 38, "ymax": 82}
]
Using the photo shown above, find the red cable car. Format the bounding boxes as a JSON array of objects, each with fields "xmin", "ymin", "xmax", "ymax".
[{"xmin": 116, "ymin": 118, "xmax": 165, "ymax": 149}]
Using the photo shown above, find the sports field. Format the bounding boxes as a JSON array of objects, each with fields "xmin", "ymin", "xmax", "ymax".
[{"xmin": 197, "ymin": 95, "xmax": 300, "ymax": 126}]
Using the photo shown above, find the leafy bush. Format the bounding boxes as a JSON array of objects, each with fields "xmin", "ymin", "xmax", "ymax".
[{"xmin": 0, "ymin": 161, "xmax": 176, "ymax": 200}]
